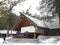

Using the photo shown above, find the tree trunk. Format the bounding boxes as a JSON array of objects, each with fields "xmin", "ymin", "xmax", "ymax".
[
  {"xmin": 59, "ymin": 15, "xmax": 60, "ymax": 27},
  {"xmin": 57, "ymin": 13, "xmax": 60, "ymax": 36},
  {"xmin": 58, "ymin": 13, "xmax": 60, "ymax": 28},
  {"xmin": 6, "ymin": 22, "xmax": 9, "ymax": 37}
]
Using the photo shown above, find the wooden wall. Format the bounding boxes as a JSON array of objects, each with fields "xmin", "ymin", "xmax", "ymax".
[
  {"xmin": 15, "ymin": 16, "xmax": 32, "ymax": 31},
  {"xmin": 19, "ymin": 17, "xmax": 32, "ymax": 27},
  {"xmin": 44, "ymin": 29, "xmax": 60, "ymax": 36}
]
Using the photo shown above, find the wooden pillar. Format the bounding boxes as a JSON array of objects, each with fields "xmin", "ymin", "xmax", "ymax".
[{"xmin": 34, "ymin": 32, "xmax": 36, "ymax": 39}]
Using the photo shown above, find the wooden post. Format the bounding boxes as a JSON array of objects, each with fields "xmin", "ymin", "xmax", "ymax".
[{"xmin": 34, "ymin": 32, "xmax": 36, "ymax": 39}]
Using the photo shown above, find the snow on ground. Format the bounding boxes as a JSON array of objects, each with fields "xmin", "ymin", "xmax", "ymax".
[
  {"xmin": 0, "ymin": 37, "xmax": 60, "ymax": 45},
  {"xmin": 0, "ymin": 42, "xmax": 58, "ymax": 45},
  {"xmin": 41, "ymin": 38, "xmax": 57, "ymax": 43},
  {"xmin": 0, "ymin": 42, "xmax": 57, "ymax": 45},
  {"xmin": 0, "ymin": 38, "xmax": 3, "ymax": 43}
]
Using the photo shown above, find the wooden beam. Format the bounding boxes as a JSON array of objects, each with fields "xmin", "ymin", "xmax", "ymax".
[{"xmin": 34, "ymin": 32, "xmax": 36, "ymax": 39}]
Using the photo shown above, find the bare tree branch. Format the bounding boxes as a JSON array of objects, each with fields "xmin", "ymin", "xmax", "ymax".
[{"xmin": 8, "ymin": 0, "xmax": 25, "ymax": 12}]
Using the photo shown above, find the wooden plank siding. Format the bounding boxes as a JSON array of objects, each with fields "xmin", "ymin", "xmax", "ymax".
[
  {"xmin": 44, "ymin": 29, "xmax": 60, "ymax": 36},
  {"xmin": 14, "ymin": 16, "xmax": 33, "ymax": 31},
  {"xmin": 19, "ymin": 17, "xmax": 32, "ymax": 27}
]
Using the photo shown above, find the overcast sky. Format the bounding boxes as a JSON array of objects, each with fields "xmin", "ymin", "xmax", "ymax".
[{"xmin": 12, "ymin": 0, "xmax": 41, "ymax": 16}]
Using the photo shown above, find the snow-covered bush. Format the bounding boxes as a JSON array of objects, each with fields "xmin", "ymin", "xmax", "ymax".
[
  {"xmin": 42, "ymin": 38, "xmax": 57, "ymax": 43},
  {"xmin": 37, "ymin": 35, "xmax": 46, "ymax": 42}
]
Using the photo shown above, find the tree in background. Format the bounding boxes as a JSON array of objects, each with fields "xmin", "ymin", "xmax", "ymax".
[
  {"xmin": 37, "ymin": 0, "xmax": 60, "ymax": 24},
  {"xmin": 37, "ymin": 0, "xmax": 56, "ymax": 22},
  {"xmin": 0, "ymin": 13, "xmax": 18, "ymax": 30},
  {"xmin": 55, "ymin": 0, "xmax": 60, "ymax": 25},
  {"xmin": 9, "ymin": 13, "xmax": 18, "ymax": 30},
  {"xmin": 0, "ymin": 0, "xmax": 25, "ymax": 36}
]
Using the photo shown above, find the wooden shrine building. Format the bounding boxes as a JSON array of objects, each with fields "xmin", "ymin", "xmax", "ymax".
[{"xmin": 12, "ymin": 12, "xmax": 60, "ymax": 39}]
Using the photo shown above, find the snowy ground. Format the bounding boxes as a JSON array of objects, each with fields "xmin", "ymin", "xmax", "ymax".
[
  {"xmin": 0, "ymin": 37, "xmax": 60, "ymax": 45},
  {"xmin": 0, "ymin": 43, "xmax": 57, "ymax": 45}
]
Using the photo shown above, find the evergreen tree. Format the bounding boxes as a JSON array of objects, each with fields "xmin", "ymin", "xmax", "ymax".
[
  {"xmin": 0, "ymin": 0, "xmax": 25, "ymax": 36},
  {"xmin": 36, "ymin": 0, "xmax": 60, "ymax": 28}
]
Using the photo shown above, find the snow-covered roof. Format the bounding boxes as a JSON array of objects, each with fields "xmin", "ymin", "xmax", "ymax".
[
  {"xmin": 0, "ymin": 30, "xmax": 17, "ymax": 34},
  {"xmin": 23, "ymin": 13, "xmax": 60, "ymax": 29},
  {"xmin": 21, "ymin": 26, "xmax": 35, "ymax": 33},
  {"xmin": 23, "ymin": 13, "xmax": 48, "ymax": 28},
  {"xmin": 44, "ymin": 16, "xmax": 60, "ymax": 29}
]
